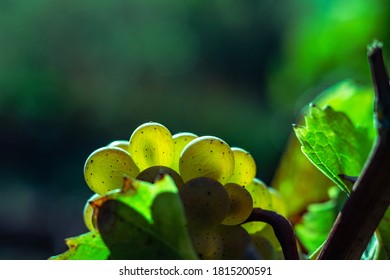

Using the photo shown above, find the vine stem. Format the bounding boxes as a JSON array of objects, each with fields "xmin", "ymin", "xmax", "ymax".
[
  {"xmin": 318, "ymin": 42, "xmax": 390, "ymax": 259},
  {"xmin": 244, "ymin": 208, "xmax": 300, "ymax": 260}
]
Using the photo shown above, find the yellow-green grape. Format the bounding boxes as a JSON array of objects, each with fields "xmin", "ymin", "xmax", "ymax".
[
  {"xmin": 250, "ymin": 234, "xmax": 277, "ymax": 260},
  {"xmin": 136, "ymin": 165, "xmax": 184, "ymax": 189},
  {"xmin": 268, "ymin": 187, "xmax": 288, "ymax": 217},
  {"xmin": 107, "ymin": 140, "xmax": 129, "ymax": 151},
  {"xmin": 171, "ymin": 132, "xmax": 198, "ymax": 173},
  {"xmin": 179, "ymin": 177, "xmax": 230, "ymax": 228},
  {"xmin": 189, "ymin": 228, "xmax": 223, "ymax": 260},
  {"xmin": 83, "ymin": 193, "xmax": 100, "ymax": 231},
  {"xmin": 179, "ymin": 136, "xmax": 234, "ymax": 184},
  {"xmin": 218, "ymin": 225, "xmax": 252, "ymax": 260},
  {"xmin": 245, "ymin": 178, "xmax": 272, "ymax": 210},
  {"xmin": 84, "ymin": 147, "xmax": 140, "ymax": 195},
  {"xmin": 222, "ymin": 183, "xmax": 253, "ymax": 225},
  {"xmin": 228, "ymin": 147, "xmax": 257, "ymax": 187},
  {"xmin": 240, "ymin": 178, "xmax": 273, "ymax": 233},
  {"xmin": 257, "ymin": 224, "xmax": 282, "ymax": 251},
  {"xmin": 128, "ymin": 122, "xmax": 175, "ymax": 171}
]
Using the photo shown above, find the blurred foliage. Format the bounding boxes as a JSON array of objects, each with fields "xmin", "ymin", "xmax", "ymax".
[
  {"xmin": 0, "ymin": 0, "xmax": 389, "ymax": 259},
  {"xmin": 272, "ymin": 81, "xmax": 375, "ymax": 216}
]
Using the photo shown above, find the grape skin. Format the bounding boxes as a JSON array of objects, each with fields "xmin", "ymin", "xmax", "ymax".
[
  {"xmin": 128, "ymin": 122, "xmax": 175, "ymax": 172},
  {"xmin": 84, "ymin": 147, "xmax": 140, "ymax": 195},
  {"xmin": 179, "ymin": 177, "xmax": 230, "ymax": 228},
  {"xmin": 189, "ymin": 228, "xmax": 223, "ymax": 260},
  {"xmin": 172, "ymin": 132, "xmax": 198, "ymax": 173},
  {"xmin": 222, "ymin": 183, "xmax": 253, "ymax": 225},
  {"xmin": 179, "ymin": 136, "xmax": 234, "ymax": 184},
  {"xmin": 228, "ymin": 147, "xmax": 257, "ymax": 187},
  {"xmin": 136, "ymin": 165, "xmax": 184, "ymax": 189},
  {"xmin": 83, "ymin": 193, "xmax": 100, "ymax": 231}
]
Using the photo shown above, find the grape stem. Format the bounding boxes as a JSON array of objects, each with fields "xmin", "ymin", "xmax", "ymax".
[
  {"xmin": 318, "ymin": 41, "xmax": 390, "ymax": 259},
  {"xmin": 244, "ymin": 208, "xmax": 300, "ymax": 260}
]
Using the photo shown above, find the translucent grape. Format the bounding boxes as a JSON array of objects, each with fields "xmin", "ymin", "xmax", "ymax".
[
  {"xmin": 107, "ymin": 140, "xmax": 129, "ymax": 151},
  {"xmin": 179, "ymin": 177, "xmax": 230, "ymax": 228},
  {"xmin": 171, "ymin": 132, "xmax": 197, "ymax": 173},
  {"xmin": 136, "ymin": 165, "xmax": 184, "ymax": 189},
  {"xmin": 179, "ymin": 136, "xmax": 234, "ymax": 184},
  {"xmin": 268, "ymin": 187, "xmax": 288, "ymax": 216},
  {"xmin": 84, "ymin": 147, "xmax": 140, "ymax": 195},
  {"xmin": 189, "ymin": 228, "xmax": 223, "ymax": 260},
  {"xmin": 222, "ymin": 183, "xmax": 253, "ymax": 225},
  {"xmin": 129, "ymin": 122, "xmax": 175, "ymax": 171},
  {"xmin": 228, "ymin": 147, "xmax": 257, "ymax": 187},
  {"xmin": 241, "ymin": 179, "xmax": 273, "ymax": 233},
  {"xmin": 83, "ymin": 193, "xmax": 100, "ymax": 231},
  {"xmin": 218, "ymin": 225, "xmax": 252, "ymax": 259},
  {"xmin": 244, "ymin": 178, "xmax": 272, "ymax": 210}
]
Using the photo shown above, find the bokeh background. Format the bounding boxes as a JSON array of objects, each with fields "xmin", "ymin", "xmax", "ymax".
[{"xmin": 0, "ymin": 0, "xmax": 389, "ymax": 259}]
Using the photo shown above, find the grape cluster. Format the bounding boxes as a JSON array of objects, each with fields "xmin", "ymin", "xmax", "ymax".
[{"xmin": 82, "ymin": 121, "xmax": 287, "ymax": 259}]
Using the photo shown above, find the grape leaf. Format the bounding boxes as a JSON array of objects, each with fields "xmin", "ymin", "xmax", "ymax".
[
  {"xmin": 50, "ymin": 175, "xmax": 197, "ymax": 260},
  {"xmin": 295, "ymin": 187, "xmax": 347, "ymax": 255},
  {"xmin": 49, "ymin": 231, "xmax": 109, "ymax": 260},
  {"xmin": 95, "ymin": 175, "xmax": 197, "ymax": 260},
  {"xmin": 272, "ymin": 81, "xmax": 375, "ymax": 217},
  {"xmin": 293, "ymin": 104, "xmax": 371, "ymax": 195}
]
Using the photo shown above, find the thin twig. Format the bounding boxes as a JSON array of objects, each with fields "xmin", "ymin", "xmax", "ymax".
[
  {"xmin": 245, "ymin": 208, "xmax": 300, "ymax": 260},
  {"xmin": 318, "ymin": 42, "xmax": 390, "ymax": 259}
]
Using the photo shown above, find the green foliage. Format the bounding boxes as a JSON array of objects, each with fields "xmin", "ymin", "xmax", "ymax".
[
  {"xmin": 286, "ymin": 80, "xmax": 390, "ymax": 259},
  {"xmin": 51, "ymin": 176, "xmax": 197, "ymax": 260},
  {"xmin": 273, "ymin": 81, "xmax": 375, "ymax": 216},
  {"xmin": 49, "ymin": 231, "xmax": 109, "ymax": 260},
  {"xmin": 295, "ymin": 187, "xmax": 347, "ymax": 255},
  {"xmin": 294, "ymin": 104, "xmax": 369, "ymax": 194}
]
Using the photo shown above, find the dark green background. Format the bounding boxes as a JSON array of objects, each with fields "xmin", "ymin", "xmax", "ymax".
[{"xmin": 0, "ymin": 0, "xmax": 388, "ymax": 259}]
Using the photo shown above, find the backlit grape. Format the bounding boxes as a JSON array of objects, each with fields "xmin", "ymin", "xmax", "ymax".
[
  {"xmin": 244, "ymin": 178, "xmax": 272, "ymax": 210},
  {"xmin": 189, "ymin": 228, "xmax": 223, "ymax": 260},
  {"xmin": 136, "ymin": 165, "xmax": 184, "ymax": 189},
  {"xmin": 222, "ymin": 183, "xmax": 253, "ymax": 225},
  {"xmin": 129, "ymin": 122, "xmax": 175, "ymax": 171},
  {"xmin": 84, "ymin": 147, "xmax": 140, "ymax": 194},
  {"xmin": 107, "ymin": 140, "xmax": 129, "ymax": 151},
  {"xmin": 179, "ymin": 177, "xmax": 230, "ymax": 228},
  {"xmin": 268, "ymin": 187, "xmax": 288, "ymax": 216},
  {"xmin": 171, "ymin": 132, "xmax": 197, "ymax": 173},
  {"xmin": 179, "ymin": 136, "xmax": 234, "ymax": 184},
  {"xmin": 228, "ymin": 147, "xmax": 257, "ymax": 187},
  {"xmin": 83, "ymin": 193, "xmax": 100, "ymax": 231}
]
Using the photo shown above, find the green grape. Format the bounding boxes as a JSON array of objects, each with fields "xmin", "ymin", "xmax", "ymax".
[
  {"xmin": 189, "ymin": 228, "xmax": 223, "ymax": 260},
  {"xmin": 268, "ymin": 187, "xmax": 288, "ymax": 217},
  {"xmin": 257, "ymin": 224, "xmax": 282, "ymax": 251},
  {"xmin": 240, "ymin": 178, "xmax": 273, "ymax": 233},
  {"xmin": 228, "ymin": 147, "xmax": 257, "ymax": 187},
  {"xmin": 136, "ymin": 165, "xmax": 184, "ymax": 189},
  {"xmin": 244, "ymin": 178, "xmax": 272, "ymax": 210},
  {"xmin": 179, "ymin": 177, "xmax": 230, "ymax": 228},
  {"xmin": 250, "ymin": 234, "xmax": 277, "ymax": 260},
  {"xmin": 128, "ymin": 122, "xmax": 175, "ymax": 172},
  {"xmin": 84, "ymin": 147, "xmax": 140, "ymax": 195},
  {"xmin": 218, "ymin": 225, "xmax": 252, "ymax": 259},
  {"xmin": 171, "ymin": 132, "xmax": 198, "ymax": 173},
  {"xmin": 222, "ymin": 183, "xmax": 253, "ymax": 225},
  {"xmin": 107, "ymin": 140, "xmax": 129, "ymax": 151},
  {"xmin": 179, "ymin": 136, "xmax": 234, "ymax": 184},
  {"xmin": 83, "ymin": 193, "xmax": 100, "ymax": 231}
]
